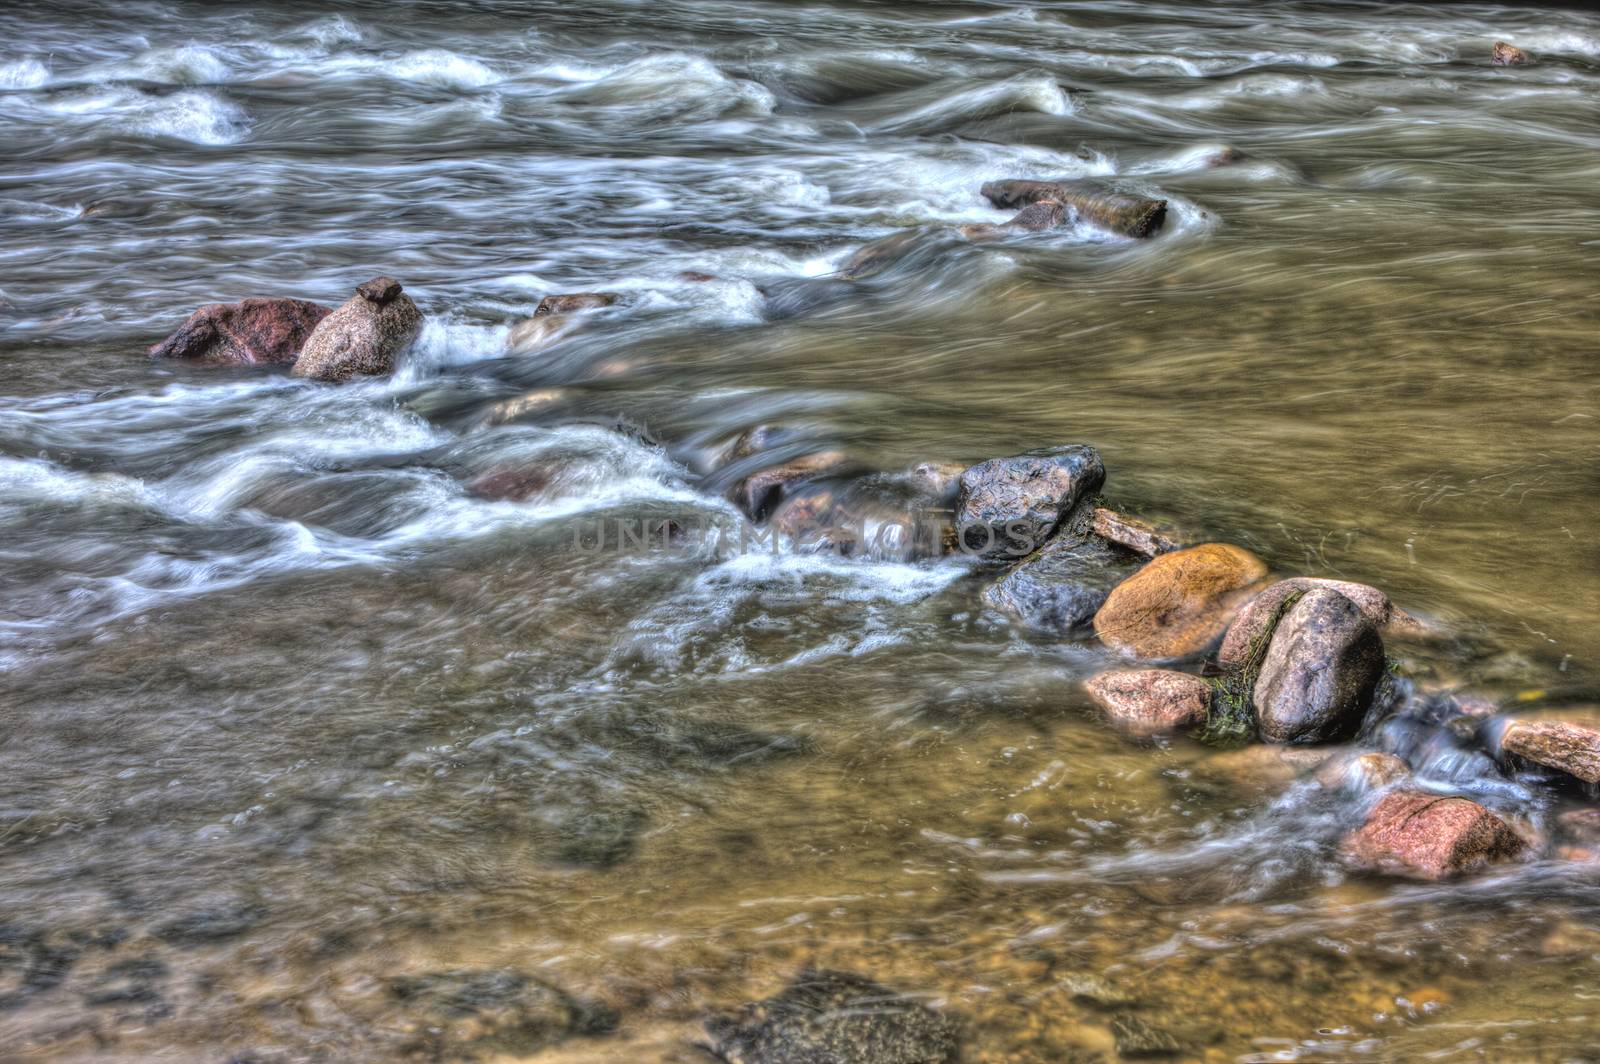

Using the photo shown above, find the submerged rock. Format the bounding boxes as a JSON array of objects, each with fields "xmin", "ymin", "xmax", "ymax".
[
  {"xmin": 1314, "ymin": 751, "xmax": 1411, "ymax": 793},
  {"xmin": 767, "ymin": 472, "xmax": 953, "ymax": 561},
  {"xmin": 734, "ymin": 451, "xmax": 853, "ymax": 521},
  {"xmin": 1500, "ymin": 718, "xmax": 1600, "ymax": 784},
  {"xmin": 1252, "ymin": 589, "xmax": 1385, "ymax": 745},
  {"xmin": 534, "ymin": 292, "xmax": 617, "ymax": 316},
  {"xmin": 979, "ymin": 180, "xmax": 1168, "ymax": 238},
  {"xmin": 388, "ymin": 968, "xmax": 617, "ymax": 1060},
  {"xmin": 1093, "ymin": 543, "xmax": 1268, "ymax": 660},
  {"xmin": 147, "ymin": 297, "xmax": 330, "ymax": 365},
  {"xmin": 983, "ymin": 533, "xmax": 1129, "ymax": 634},
  {"xmin": 1219, "ymin": 577, "xmax": 1421, "ymax": 669},
  {"xmin": 505, "ymin": 292, "xmax": 619, "ymax": 355},
  {"xmin": 1110, "ymin": 1014, "xmax": 1184, "ymax": 1058},
  {"xmin": 1084, "ymin": 669, "xmax": 1211, "ymax": 738},
  {"xmin": 958, "ymin": 198, "xmax": 1068, "ymax": 242},
  {"xmin": 1492, "ymin": 40, "xmax": 1531, "ymax": 66},
  {"xmin": 1090, "ymin": 506, "xmax": 1181, "ymax": 558},
  {"xmin": 292, "ymin": 276, "xmax": 423, "ymax": 382},
  {"xmin": 1339, "ymin": 790, "xmax": 1525, "ymax": 880},
  {"xmin": 955, "ymin": 444, "xmax": 1105, "ymax": 560},
  {"xmin": 838, "ymin": 229, "xmax": 926, "ymax": 280},
  {"xmin": 703, "ymin": 969, "xmax": 960, "ymax": 1064},
  {"xmin": 1203, "ymin": 743, "xmax": 1341, "ymax": 793}
]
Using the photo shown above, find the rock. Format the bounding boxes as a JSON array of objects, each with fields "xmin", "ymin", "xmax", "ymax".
[
  {"xmin": 703, "ymin": 969, "xmax": 959, "ymax": 1064},
  {"xmin": 839, "ymin": 229, "xmax": 926, "ymax": 280},
  {"xmin": 907, "ymin": 461, "xmax": 966, "ymax": 504},
  {"xmin": 733, "ymin": 451, "xmax": 851, "ymax": 521},
  {"xmin": 153, "ymin": 892, "xmax": 264, "ymax": 944},
  {"xmin": 534, "ymin": 292, "xmax": 617, "ymax": 316},
  {"xmin": 545, "ymin": 806, "xmax": 648, "ymax": 870},
  {"xmin": 1219, "ymin": 578, "xmax": 1419, "ymax": 669},
  {"xmin": 767, "ymin": 473, "xmax": 952, "ymax": 561},
  {"xmin": 388, "ymin": 968, "xmax": 617, "ymax": 1060},
  {"xmin": 1314, "ymin": 751, "xmax": 1411, "ymax": 793},
  {"xmin": 480, "ymin": 388, "xmax": 568, "ymax": 427},
  {"xmin": 1500, "ymin": 719, "xmax": 1600, "ymax": 784},
  {"xmin": 983, "ymin": 534, "xmax": 1130, "ymax": 634},
  {"xmin": 954, "ymin": 445, "xmax": 1105, "ymax": 560},
  {"xmin": 1252, "ymin": 589, "xmax": 1385, "ymax": 744},
  {"xmin": 147, "ymin": 297, "xmax": 330, "ymax": 365},
  {"xmin": 292, "ymin": 276, "xmax": 423, "ymax": 382},
  {"xmin": 1557, "ymin": 808, "xmax": 1600, "ymax": 844},
  {"xmin": 979, "ymin": 180, "xmax": 1167, "ymax": 239},
  {"xmin": 958, "ymin": 198, "xmax": 1067, "ymax": 242},
  {"xmin": 466, "ymin": 466, "xmax": 555, "ymax": 502},
  {"xmin": 1492, "ymin": 41, "xmax": 1531, "ymax": 66},
  {"xmin": 1090, "ymin": 506, "xmax": 1181, "ymax": 557},
  {"xmin": 1092, "ymin": 543, "xmax": 1268, "ymax": 660},
  {"xmin": 1339, "ymin": 790, "xmax": 1525, "ymax": 880},
  {"xmin": 1109, "ymin": 1014, "xmax": 1183, "ymax": 1058},
  {"xmin": 1083, "ymin": 669, "xmax": 1211, "ymax": 738},
  {"xmin": 1203, "ymin": 744, "xmax": 1341, "ymax": 793}
]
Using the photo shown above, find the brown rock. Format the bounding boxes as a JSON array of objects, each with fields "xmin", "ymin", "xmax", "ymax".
[
  {"xmin": 292, "ymin": 277, "xmax": 423, "ymax": 382},
  {"xmin": 1315, "ymin": 751, "xmax": 1411, "ymax": 793},
  {"xmin": 958, "ymin": 198, "xmax": 1068, "ymax": 242},
  {"xmin": 1252, "ymin": 589, "xmax": 1385, "ymax": 745},
  {"xmin": 147, "ymin": 297, "xmax": 330, "ymax": 365},
  {"xmin": 1091, "ymin": 506, "xmax": 1181, "ymax": 558},
  {"xmin": 954, "ymin": 445, "xmax": 1105, "ymax": 560},
  {"xmin": 839, "ymin": 229, "xmax": 925, "ymax": 280},
  {"xmin": 733, "ymin": 452, "xmax": 850, "ymax": 521},
  {"xmin": 908, "ymin": 462, "xmax": 966, "ymax": 504},
  {"xmin": 1492, "ymin": 41, "xmax": 1530, "ymax": 66},
  {"xmin": 979, "ymin": 180, "xmax": 1168, "ymax": 238},
  {"xmin": 534, "ymin": 292, "xmax": 618, "ymax": 316},
  {"xmin": 1501, "ymin": 719, "xmax": 1600, "ymax": 784},
  {"xmin": 466, "ymin": 466, "xmax": 554, "ymax": 502},
  {"xmin": 1340, "ymin": 790, "xmax": 1525, "ymax": 880},
  {"xmin": 1557, "ymin": 808, "xmax": 1600, "ymax": 843},
  {"xmin": 1084, "ymin": 669, "xmax": 1211, "ymax": 738},
  {"xmin": 1092, "ymin": 543, "xmax": 1268, "ymax": 659},
  {"xmin": 1219, "ymin": 578, "xmax": 1421, "ymax": 669}
]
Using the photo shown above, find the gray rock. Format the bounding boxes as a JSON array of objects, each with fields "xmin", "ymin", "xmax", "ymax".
[
  {"xmin": 983, "ymin": 534, "xmax": 1129, "ymax": 634},
  {"xmin": 955, "ymin": 445, "xmax": 1104, "ymax": 561},
  {"xmin": 1110, "ymin": 1014, "xmax": 1183, "ymax": 1057},
  {"xmin": 1252, "ymin": 588, "xmax": 1385, "ymax": 744},
  {"xmin": 292, "ymin": 276, "xmax": 423, "ymax": 382},
  {"xmin": 388, "ymin": 968, "xmax": 617, "ymax": 1060},
  {"xmin": 704, "ymin": 969, "xmax": 959, "ymax": 1064}
]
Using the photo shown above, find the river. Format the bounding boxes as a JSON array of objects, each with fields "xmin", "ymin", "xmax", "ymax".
[{"xmin": 3, "ymin": 1, "xmax": 1600, "ymax": 1061}]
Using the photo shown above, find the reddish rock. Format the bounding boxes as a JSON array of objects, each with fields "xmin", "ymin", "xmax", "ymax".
[
  {"xmin": 147, "ymin": 297, "xmax": 330, "ymax": 365},
  {"xmin": 292, "ymin": 276, "xmax": 423, "ymax": 382},
  {"xmin": 466, "ymin": 466, "xmax": 555, "ymax": 502},
  {"xmin": 1091, "ymin": 506, "xmax": 1181, "ymax": 558},
  {"xmin": 1492, "ymin": 41, "xmax": 1531, "ymax": 66},
  {"xmin": 1093, "ymin": 543, "xmax": 1268, "ymax": 659},
  {"xmin": 1340, "ymin": 791, "xmax": 1525, "ymax": 880},
  {"xmin": 1084, "ymin": 669, "xmax": 1211, "ymax": 738},
  {"xmin": 1501, "ymin": 719, "xmax": 1600, "ymax": 784}
]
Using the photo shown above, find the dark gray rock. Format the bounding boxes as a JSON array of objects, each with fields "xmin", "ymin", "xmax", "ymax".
[
  {"xmin": 955, "ymin": 445, "xmax": 1104, "ymax": 561},
  {"xmin": 389, "ymin": 968, "xmax": 617, "ymax": 1060},
  {"xmin": 1253, "ymin": 588, "xmax": 1385, "ymax": 744},
  {"xmin": 704, "ymin": 969, "xmax": 959, "ymax": 1064},
  {"xmin": 982, "ymin": 534, "xmax": 1128, "ymax": 634},
  {"xmin": 292, "ymin": 276, "xmax": 423, "ymax": 382}
]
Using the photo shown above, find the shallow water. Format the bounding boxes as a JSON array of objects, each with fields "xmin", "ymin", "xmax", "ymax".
[{"xmin": 3, "ymin": 1, "xmax": 1600, "ymax": 1060}]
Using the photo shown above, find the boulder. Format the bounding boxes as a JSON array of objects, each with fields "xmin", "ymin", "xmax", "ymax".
[
  {"xmin": 1084, "ymin": 669, "xmax": 1211, "ymax": 738},
  {"xmin": 292, "ymin": 276, "xmax": 423, "ymax": 382},
  {"xmin": 1091, "ymin": 506, "xmax": 1181, "ymax": 557},
  {"xmin": 147, "ymin": 297, "xmax": 330, "ymax": 365},
  {"xmin": 1500, "ymin": 719, "xmax": 1600, "ymax": 784},
  {"xmin": 958, "ymin": 198, "xmax": 1067, "ymax": 242},
  {"xmin": 983, "ymin": 534, "xmax": 1131, "ymax": 634},
  {"xmin": 1339, "ymin": 790, "xmax": 1525, "ymax": 880},
  {"xmin": 703, "ymin": 969, "xmax": 959, "ymax": 1064},
  {"xmin": 1092, "ymin": 543, "xmax": 1268, "ymax": 659},
  {"xmin": 1492, "ymin": 41, "xmax": 1531, "ymax": 66},
  {"xmin": 1219, "ymin": 578, "xmax": 1420, "ymax": 669},
  {"xmin": 979, "ymin": 180, "xmax": 1167, "ymax": 238},
  {"xmin": 1252, "ymin": 589, "xmax": 1385, "ymax": 744},
  {"xmin": 954, "ymin": 444, "xmax": 1104, "ymax": 560}
]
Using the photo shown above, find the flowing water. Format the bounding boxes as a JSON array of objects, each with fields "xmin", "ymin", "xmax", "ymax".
[{"xmin": 3, "ymin": 1, "xmax": 1600, "ymax": 1060}]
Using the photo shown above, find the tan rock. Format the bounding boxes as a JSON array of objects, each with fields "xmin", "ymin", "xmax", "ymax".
[
  {"xmin": 1315, "ymin": 751, "xmax": 1410, "ymax": 793},
  {"xmin": 1339, "ymin": 790, "xmax": 1525, "ymax": 881},
  {"xmin": 1090, "ymin": 506, "xmax": 1181, "ymax": 558},
  {"xmin": 1501, "ymin": 719, "xmax": 1600, "ymax": 783},
  {"xmin": 1083, "ymin": 669, "xmax": 1211, "ymax": 738},
  {"xmin": 1492, "ymin": 41, "xmax": 1531, "ymax": 66},
  {"xmin": 292, "ymin": 276, "xmax": 422, "ymax": 382},
  {"xmin": 1092, "ymin": 543, "xmax": 1268, "ymax": 659}
]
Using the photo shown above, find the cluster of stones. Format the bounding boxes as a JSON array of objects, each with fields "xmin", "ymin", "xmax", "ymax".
[{"xmin": 710, "ymin": 429, "xmax": 1600, "ymax": 885}]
